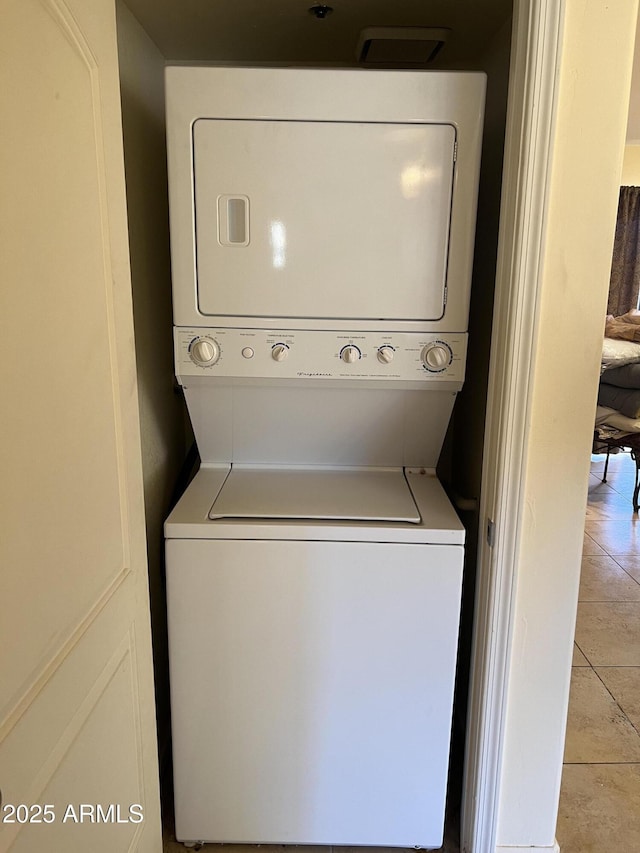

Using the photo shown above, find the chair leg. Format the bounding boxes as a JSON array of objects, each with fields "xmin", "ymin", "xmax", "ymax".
[
  {"xmin": 603, "ymin": 446, "xmax": 611, "ymax": 483},
  {"xmin": 632, "ymin": 449, "xmax": 640, "ymax": 513}
]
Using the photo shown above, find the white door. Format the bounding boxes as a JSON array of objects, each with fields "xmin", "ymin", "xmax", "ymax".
[{"xmin": 0, "ymin": 1, "xmax": 162, "ymax": 851}]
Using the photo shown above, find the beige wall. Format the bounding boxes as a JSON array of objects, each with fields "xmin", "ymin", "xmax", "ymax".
[
  {"xmin": 622, "ymin": 144, "xmax": 640, "ymax": 184},
  {"xmin": 495, "ymin": 1, "xmax": 638, "ymax": 847},
  {"xmin": 626, "ymin": 12, "xmax": 640, "ymax": 142},
  {"xmin": 116, "ymin": 0, "xmax": 188, "ymax": 761}
]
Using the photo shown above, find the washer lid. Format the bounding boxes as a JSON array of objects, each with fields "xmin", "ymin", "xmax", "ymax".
[{"xmin": 208, "ymin": 467, "xmax": 421, "ymax": 523}]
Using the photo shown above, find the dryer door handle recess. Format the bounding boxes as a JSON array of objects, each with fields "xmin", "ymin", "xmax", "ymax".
[{"xmin": 218, "ymin": 195, "xmax": 249, "ymax": 247}]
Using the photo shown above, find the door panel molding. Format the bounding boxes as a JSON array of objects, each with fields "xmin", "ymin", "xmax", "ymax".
[
  {"xmin": 0, "ymin": 0, "xmax": 137, "ymax": 725},
  {"xmin": 0, "ymin": 0, "xmax": 161, "ymax": 848},
  {"xmin": 2, "ymin": 631, "xmax": 144, "ymax": 851},
  {"xmin": 44, "ymin": 0, "xmax": 99, "ymax": 70},
  {"xmin": 43, "ymin": 0, "xmax": 134, "ymax": 571},
  {"xmin": 0, "ymin": 567, "xmax": 130, "ymax": 742}
]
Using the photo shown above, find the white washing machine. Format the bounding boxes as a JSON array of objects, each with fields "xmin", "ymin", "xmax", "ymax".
[{"xmin": 164, "ymin": 67, "xmax": 485, "ymax": 849}]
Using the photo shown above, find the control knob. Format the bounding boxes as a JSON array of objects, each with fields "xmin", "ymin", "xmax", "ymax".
[
  {"xmin": 341, "ymin": 345, "xmax": 361, "ymax": 364},
  {"xmin": 377, "ymin": 346, "xmax": 395, "ymax": 364},
  {"xmin": 271, "ymin": 344, "xmax": 289, "ymax": 362},
  {"xmin": 190, "ymin": 336, "xmax": 220, "ymax": 367},
  {"xmin": 421, "ymin": 342, "xmax": 452, "ymax": 372}
]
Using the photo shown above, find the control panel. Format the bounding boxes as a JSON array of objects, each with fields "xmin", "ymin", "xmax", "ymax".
[{"xmin": 175, "ymin": 328, "xmax": 467, "ymax": 383}]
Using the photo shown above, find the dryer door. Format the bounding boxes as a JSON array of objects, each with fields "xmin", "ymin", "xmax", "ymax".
[{"xmin": 192, "ymin": 119, "xmax": 455, "ymax": 322}]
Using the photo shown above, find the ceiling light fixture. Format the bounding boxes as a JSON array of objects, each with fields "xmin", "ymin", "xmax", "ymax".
[{"xmin": 309, "ymin": 4, "xmax": 334, "ymax": 19}]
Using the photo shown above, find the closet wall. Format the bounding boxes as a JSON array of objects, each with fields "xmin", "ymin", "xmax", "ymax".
[
  {"xmin": 114, "ymin": 0, "xmax": 514, "ymax": 769},
  {"xmin": 116, "ymin": 1, "xmax": 189, "ymax": 759}
]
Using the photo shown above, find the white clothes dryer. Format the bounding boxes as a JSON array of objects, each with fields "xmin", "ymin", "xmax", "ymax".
[{"xmin": 163, "ymin": 66, "xmax": 485, "ymax": 849}]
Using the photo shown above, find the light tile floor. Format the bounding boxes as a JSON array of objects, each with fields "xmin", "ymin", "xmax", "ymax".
[{"xmin": 557, "ymin": 451, "xmax": 640, "ymax": 852}]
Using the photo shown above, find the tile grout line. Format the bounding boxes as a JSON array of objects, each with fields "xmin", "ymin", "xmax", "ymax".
[
  {"xmin": 573, "ymin": 641, "xmax": 591, "ymax": 666},
  {"xmin": 610, "ymin": 555, "xmax": 640, "ymax": 588},
  {"xmin": 563, "ymin": 760, "xmax": 640, "ymax": 765},
  {"xmin": 591, "ymin": 665, "xmax": 640, "ymax": 740},
  {"xmin": 578, "ymin": 597, "xmax": 640, "ymax": 602}
]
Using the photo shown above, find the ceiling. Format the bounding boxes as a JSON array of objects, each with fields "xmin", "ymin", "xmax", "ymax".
[{"xmin": 123, "ymin": 0, "xmax": 513, "ymax": 67}]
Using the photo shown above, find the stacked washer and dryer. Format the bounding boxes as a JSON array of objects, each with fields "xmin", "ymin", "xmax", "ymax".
[{"xmin": 164, "ymin": 67, "xmax": 485, "ymax": 849}]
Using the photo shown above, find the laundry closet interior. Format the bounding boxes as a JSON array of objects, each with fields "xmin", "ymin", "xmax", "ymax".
[{"xmin": 115, "ymin": 0, "xmax": 514, "ymax": 845}]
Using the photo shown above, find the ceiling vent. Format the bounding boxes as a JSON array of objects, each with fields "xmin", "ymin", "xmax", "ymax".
[{"xmin": 357, "ymin": 27, "xmax": 450, "ymax": 66}]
